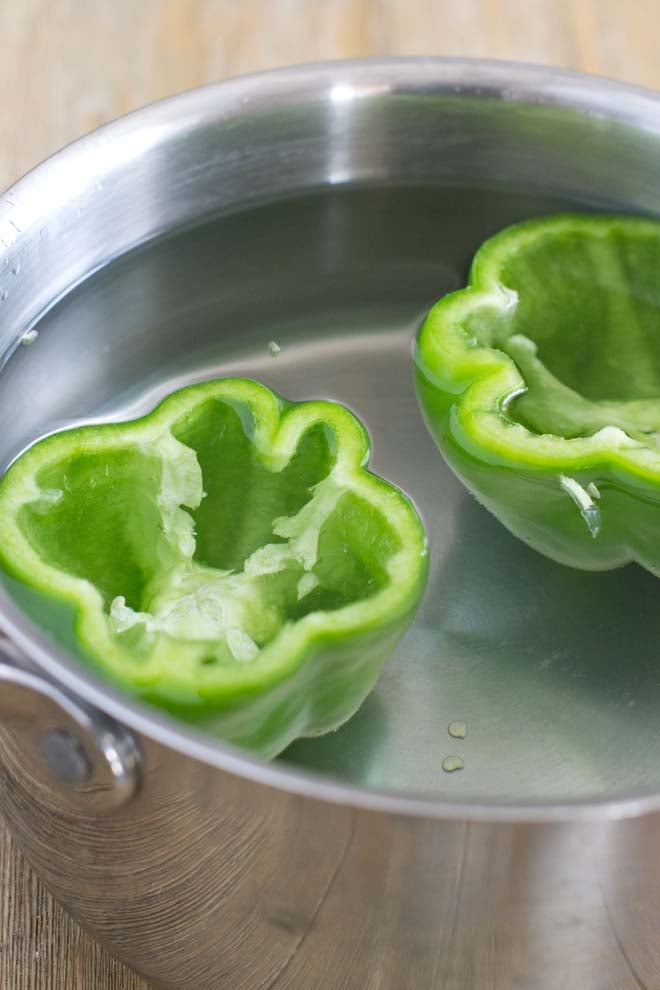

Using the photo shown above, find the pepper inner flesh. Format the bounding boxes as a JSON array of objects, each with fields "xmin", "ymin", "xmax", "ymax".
[
  {"xmin": 469, "ymin": 224, "xmax": 660, "ymax": 445},
  {"xmin": 17, "ymin": 398, "xmax": 398, "ymax": 667}
]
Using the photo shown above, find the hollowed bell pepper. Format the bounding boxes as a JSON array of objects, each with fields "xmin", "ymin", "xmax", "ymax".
[
  {"xmin": 0, "ymin": 378, "xmax": 427, "ymax": 757},
  {"xmin": 415, "ymin": 213, "xmax": 660, "ymax": 574}
]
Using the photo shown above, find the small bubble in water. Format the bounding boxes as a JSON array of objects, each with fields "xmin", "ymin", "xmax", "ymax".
[
  {"xmin": 20, "ymin": 329, "xmax": 39, "ymax": 346},
  {"xmin": 442, "ymin": 756, "xmax": 464, "ymax": 773},
  {"xmin": 268, "ymin": 340, "xmax": 281, "ymax": 357},
  {"xmin": 448, "ymin": 720, "xmax": 467, "ymax": 739}
]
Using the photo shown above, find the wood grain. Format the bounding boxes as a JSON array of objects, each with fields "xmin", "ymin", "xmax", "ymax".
[
  {"xmin": 0, "ymin": 827, "xmax": 147, "ymax": 989},
  {"xmin": 1, "ymin": 0, "xmax": 659, "ymax": 987}
]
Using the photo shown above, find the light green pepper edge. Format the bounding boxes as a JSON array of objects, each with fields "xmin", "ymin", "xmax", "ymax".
[
  {"xmin": 0, "ymin": 378, "xmax": 428, "ymax": 756},
  {"xmin": 415, "ymin": 214, "xmax": 660, "ymax": 574}
]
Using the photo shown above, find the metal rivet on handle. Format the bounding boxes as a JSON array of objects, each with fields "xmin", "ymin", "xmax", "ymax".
[
  {"xmin": 0, "ymin": 636, "xmax": 141, "ymax": 813},
  {"xmin": 42, "ymin": 729, "xmax": 92, "ymax": 785}
]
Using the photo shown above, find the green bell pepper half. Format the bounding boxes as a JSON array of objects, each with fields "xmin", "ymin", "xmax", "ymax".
[
  {"xmin": 415, "ymin": 213, "xmax": 660, "ymax": 574},
  {"xmin": 0, "ymin": 378, "xmax": 427, "ymax": 757}
]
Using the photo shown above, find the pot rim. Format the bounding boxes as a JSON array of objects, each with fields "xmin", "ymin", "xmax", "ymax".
[{"xmin": 3, "ymin": 55, "xmax": 660, "ymax": 825}]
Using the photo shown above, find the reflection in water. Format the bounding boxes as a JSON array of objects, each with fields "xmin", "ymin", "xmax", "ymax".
[
  {"xmin": 284, "ymin": 484, "xmax": 660, "ymax": 802},
  {"xmin": 2, "ymin": 181, "xmax": 647, "ymax": 803},
  {"xmin": 284, "ymin": 693, "xmax": 389, "ymax": 782}
]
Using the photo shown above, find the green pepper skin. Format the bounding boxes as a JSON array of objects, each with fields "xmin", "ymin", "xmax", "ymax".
[
  {"xmin": 0, "ymin": 379, "xmax": 428, "ymax": 757},
  {"xmin": 415, "ymin": 214, "xmax": 660, "ymax": 575}
]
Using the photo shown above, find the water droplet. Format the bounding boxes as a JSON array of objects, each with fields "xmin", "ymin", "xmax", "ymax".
[
  {"xmin": 448, "ymin": 720, "xmax": 467, "ymax": 739},
  {"xmin": 442, "ymin": 756, "xmax": 464, "ymax": 773}
]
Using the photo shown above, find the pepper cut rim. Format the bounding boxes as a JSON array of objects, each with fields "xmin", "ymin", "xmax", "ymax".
[
  {"xmin": 417, "ymin": 213, "xmax": 660, "ymax": 481},
  {"xmin": 0, "ymin": 377, "xmax": 428, "ymax": 755}
]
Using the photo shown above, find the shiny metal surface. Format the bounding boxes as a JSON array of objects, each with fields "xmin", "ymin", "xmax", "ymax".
[
  {"xmin": 0, "ymin": 638, "xmax": 140, "ymax": 812},
  {"xmin": 2, "ymin": 59, "xmax": 660, "ymax": 987},
  {"xmin": 5, "ymin": 712, "xmax": 660, "ymax": 990}
]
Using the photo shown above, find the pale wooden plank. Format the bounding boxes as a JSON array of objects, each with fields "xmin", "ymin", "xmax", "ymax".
[
  {"xmin": 2, "ymin": 1, "xmax": 660, "ymax": 988},
  {"xmin": 3, "ymin": 0, "xmax": 660, "ymax": 194},
  {"xmin": 0, "ymin": 826, "xmax": 148, "ymax": 989}
]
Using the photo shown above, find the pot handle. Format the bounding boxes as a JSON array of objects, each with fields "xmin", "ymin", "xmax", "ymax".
[{"xmin": 0, "ymin": 634, "xmax": 140, "ymax": 813}]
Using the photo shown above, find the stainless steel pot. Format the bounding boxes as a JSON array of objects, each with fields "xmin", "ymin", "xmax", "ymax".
[{"xmin": 2, "ymin": 58, "xmax": 660, "ymax": 989}]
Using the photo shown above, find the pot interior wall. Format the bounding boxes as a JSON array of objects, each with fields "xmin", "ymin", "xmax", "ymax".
[
  {"xmin": 2, "ymin": 66, "xmax": 660, "ymax": 805},
  {"xmin": 2, "ymin": 180, "xmax": 660, "ymax": 805}
]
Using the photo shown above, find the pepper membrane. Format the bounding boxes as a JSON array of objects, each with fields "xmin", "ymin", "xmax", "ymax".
[
  {"xmin": 415, "ymin": 214, "xmax": 660, "ymax": 574},
  {"xmin": 0, "ymin": 379, "xmax": 427, "ymax": 757}
]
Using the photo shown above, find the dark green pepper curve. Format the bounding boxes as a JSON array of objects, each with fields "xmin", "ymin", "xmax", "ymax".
[
  {"xmin": 0, "ymin": 378, "xmax": 428, "ymax": 757},
  {"xmin": 415, "ymin": 214, "xmax": 660, "ymax": 575}
]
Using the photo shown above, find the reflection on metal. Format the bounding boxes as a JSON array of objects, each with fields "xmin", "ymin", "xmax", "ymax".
[{"xmin": 0, "ymin": 638, "xmax": 140, "ymax": 813}]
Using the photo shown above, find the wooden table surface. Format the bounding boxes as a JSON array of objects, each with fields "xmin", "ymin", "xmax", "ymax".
[{"xmin": 1, "ymin": 1, "xmax": 659, "ymax": 987}]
